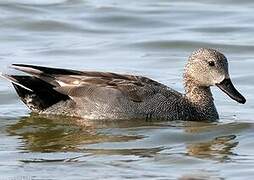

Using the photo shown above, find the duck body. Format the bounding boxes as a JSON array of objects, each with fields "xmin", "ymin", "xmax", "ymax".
[
  {"xmin": 1, "ymin": 48, "xmax": 245, "ymax": 121},
  {"xmin": 37, "ymin": 72, "xmax": 218, "ymax": 121}
]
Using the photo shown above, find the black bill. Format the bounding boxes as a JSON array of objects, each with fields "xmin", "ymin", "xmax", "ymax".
[{"xmin": 216, "ymin": 78, "xmax": 246, "ymax": 104}]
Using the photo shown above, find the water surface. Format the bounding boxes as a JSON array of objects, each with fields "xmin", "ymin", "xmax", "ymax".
[{"xmin": 0, "ymin": 0, "xmax": 253, "ymax": 179}]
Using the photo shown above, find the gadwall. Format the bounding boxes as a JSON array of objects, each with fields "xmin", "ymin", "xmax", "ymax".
[{"xmin": 1, "ymin": 48, "xmax": 246, "ymax": 121}]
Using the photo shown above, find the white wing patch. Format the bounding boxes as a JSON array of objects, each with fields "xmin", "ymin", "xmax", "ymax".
[{"xmin": 56, "ymin": 79, "xmax": 81, "ymax": 87}]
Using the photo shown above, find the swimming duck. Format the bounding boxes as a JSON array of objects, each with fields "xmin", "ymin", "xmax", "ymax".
[{"xmin": 1, "ymin": 48, "xmax": 246, "ymax": 121}]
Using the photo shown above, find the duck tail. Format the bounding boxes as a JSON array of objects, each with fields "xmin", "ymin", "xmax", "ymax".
[{"xmin": 1, "ymin": 73, "xmax": 69, "ymax": 112}]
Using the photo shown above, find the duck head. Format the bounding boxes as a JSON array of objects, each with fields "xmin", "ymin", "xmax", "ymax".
[{"xmin": 184, "ymin": 48, "xmax": 246, "ymax": 104}]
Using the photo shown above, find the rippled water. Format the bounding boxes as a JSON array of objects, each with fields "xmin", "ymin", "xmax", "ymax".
[{"xmin": 0, "ymin": 0, "xmax": 254, "ymax": 179}]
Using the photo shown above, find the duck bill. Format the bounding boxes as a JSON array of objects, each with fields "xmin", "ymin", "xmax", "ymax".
[{"xmin": 216, "ymin": 78, "xmax": 246, "ymax": 104}]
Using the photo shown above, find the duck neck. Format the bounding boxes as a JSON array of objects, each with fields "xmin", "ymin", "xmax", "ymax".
[
  {"xmin": 184, "ymin": 75, "xmax": 213, "ymax": 104},
  {"xmin": 183, "ymin": 74, "xmax": 218, "ymax": 120}
]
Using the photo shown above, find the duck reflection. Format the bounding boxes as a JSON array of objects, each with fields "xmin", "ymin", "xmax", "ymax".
[
  {"xmin": 6, "ymin": 114, "xmax": 240, "ymax": 162},
  {"xmin": 187, "ymin": 134, "xmax": 238, "ymax": 162},
  {"xmin": 182, "ymin": 121, "xmax": 243, "ymax": 161},
  {"xmin": 6, "ymin": 114, "xmax": 165, "ymax": 157},
  {"xmin": 157, "ymin": 121, "xmax": 240, "ymax": 162},
  {"xmin": 6, "ymin": 114, "xmax": 145, "ymax": 153}
]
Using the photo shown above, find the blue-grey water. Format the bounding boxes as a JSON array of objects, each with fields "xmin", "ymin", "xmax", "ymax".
[{"xmin": 0, "ymin": 0, "xmax": 254, "ymax": 179}]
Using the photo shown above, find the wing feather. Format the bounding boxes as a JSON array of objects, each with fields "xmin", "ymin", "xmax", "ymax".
[{"xmin": 10, "ymin": 64, "xmax": 182, "ymax": 104}]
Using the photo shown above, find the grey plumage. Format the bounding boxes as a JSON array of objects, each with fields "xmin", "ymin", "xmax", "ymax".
[{"xmin": 1, "ymin": 48, "xmax": 246, "ymax": 121}]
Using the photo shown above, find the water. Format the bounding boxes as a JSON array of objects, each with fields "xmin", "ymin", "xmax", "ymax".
[{"xmin": 0, "ymin": 0, "xmax": 253, "ymax": 179}]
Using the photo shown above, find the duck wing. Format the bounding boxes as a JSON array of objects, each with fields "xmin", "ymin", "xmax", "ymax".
[{"xmin": 10, "ymin": 64, "xmax": 181, "ymax": 105}]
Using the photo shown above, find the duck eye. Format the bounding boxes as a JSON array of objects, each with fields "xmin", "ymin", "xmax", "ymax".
[{"xmin": 208, "ymin": 61, "xmax": 215, "ymax": 66}]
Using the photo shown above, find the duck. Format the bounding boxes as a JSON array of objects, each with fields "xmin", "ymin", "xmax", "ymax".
[{"xmin": 1, "ymin": 48, "xmax": 246, "ymax": 121}]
